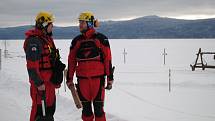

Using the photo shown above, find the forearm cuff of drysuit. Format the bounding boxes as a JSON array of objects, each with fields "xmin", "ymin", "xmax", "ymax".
[{"xmin": 27, "ymin": 69, "xmax": 44, "ymax": 87}]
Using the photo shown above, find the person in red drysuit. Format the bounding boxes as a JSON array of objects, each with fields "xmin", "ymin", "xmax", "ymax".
[
  {"xmin": 24, "ymin": 11, "xmax": 65, "ymax": 121},
  {"xmin": 67, "ymin": 11, "xmax": 114, "ymax": 121}
]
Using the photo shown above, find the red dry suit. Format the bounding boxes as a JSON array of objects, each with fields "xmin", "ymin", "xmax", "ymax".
[
  {"xmin": 24, "ymin": 28, "xmax": 59, "ymax": 121},
  {"xmin": 67, "ymin": 28, "xmax": 113, "ymax": 121}
]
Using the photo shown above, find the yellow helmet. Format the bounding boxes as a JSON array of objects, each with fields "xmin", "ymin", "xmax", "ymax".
[
  {"xmin": 78, "ymin": 12, "xmax": 95, "ymax": 22},
  {"xmin": 35, "ymin": 11, "xmax": 54, "ymax": 27},
  {"xmin": 78, "ymin": 11, "xmax": 100, "ymax": 28}
]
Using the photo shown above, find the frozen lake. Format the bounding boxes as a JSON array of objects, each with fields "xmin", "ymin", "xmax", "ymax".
[{"xmin": 0, "ymin": 39, "xmax": 215, "ymax": 121}]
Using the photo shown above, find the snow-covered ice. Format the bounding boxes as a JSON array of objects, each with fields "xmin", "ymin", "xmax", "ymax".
[{"xmin": 0, "ymin": 39, "xmax": 215, "ymax": 121}]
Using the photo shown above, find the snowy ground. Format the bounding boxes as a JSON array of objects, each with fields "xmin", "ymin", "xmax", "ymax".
[{"xmin": 0, "ymin": 39, "xmax": 215, "ymax": 121}]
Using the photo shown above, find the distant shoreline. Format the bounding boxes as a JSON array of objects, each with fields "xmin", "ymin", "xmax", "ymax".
[{"xmin": 1, "ymin": 16, "xmax": 215, "ymax": 39}]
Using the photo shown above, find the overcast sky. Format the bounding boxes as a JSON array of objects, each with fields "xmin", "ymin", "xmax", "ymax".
[{"xmin": 1, "ymin": 0, "xmax": 215, "ymax": 27}]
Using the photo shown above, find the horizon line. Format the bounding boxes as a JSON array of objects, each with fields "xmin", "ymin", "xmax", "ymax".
[{"xmin": 1, "ymin": 15, "xmax": 215, "ymax": 28}]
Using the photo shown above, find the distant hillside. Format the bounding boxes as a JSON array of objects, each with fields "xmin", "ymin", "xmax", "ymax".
[{"xmin": 0, "ymin": 15, "xmax": 215, "ymax": 39}]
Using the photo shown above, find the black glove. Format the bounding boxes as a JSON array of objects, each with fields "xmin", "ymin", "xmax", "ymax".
[
  {"xmin": 105, "ymin": 82, "xmax": 112, "ymax": 90},
  {"xmin": 105, "ymin": 66, "xmax": 115, "ymax": 90}
]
